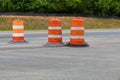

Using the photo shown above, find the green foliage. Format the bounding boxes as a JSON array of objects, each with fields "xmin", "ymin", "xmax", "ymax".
[
  {"xmin": 0, "ymin": 0, "xmax": 12, "ymax": 12},
  {"xmin": 0, "ymin": 0, "xmax": 120, "ymax": 17},
  {"xmin": 11, "ymin": 0, "xmax": 35, "ymax": 12}
]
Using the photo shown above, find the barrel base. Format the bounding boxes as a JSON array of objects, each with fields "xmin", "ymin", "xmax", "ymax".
[
  {"xmin": 44, "ymin": 43, "xmax": 65, "ymax": 47},
  {"xmin": 8, "ymin": 40, "xmax": 28, "ymax": 44},
  {"xmin": 65, "ymin": 42, "xmax": 89, "ymax": 47}
]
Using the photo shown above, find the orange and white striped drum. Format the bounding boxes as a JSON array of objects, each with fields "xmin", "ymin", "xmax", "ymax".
[
  {"xmin": 70, "ymin": 18, "xmax": 85, "ymax": 45},
  {"xmin": 12, "ymin": 19, "xmax": 25, "ymax": 42},
  {"xmin": 48, "ymin": 18, "xmax": 62, "ymax": 44}
]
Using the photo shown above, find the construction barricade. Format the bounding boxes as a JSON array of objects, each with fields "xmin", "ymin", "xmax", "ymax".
[
  {"xmin": 66, "ymin": 18, "xmax": 89, "ymax": 47},
  {"xmin": 9, "ymin": 19, "xmax": 27, "ymax": 43},
  {"xmin": 44, "ymin": 18, "xmax": 64, "ymax": 47}
]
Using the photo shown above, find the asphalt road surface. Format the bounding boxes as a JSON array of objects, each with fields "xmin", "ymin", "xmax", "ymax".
[{"xmin": 0, "ymin": 29, "xmax": 120, "ymax": 80}]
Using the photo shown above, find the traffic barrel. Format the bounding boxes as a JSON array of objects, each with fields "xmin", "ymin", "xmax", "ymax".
[
  {"xmin": 44, "ymin": 18, "xmax": 64, "ymax": 47},
  {"xmin": 66, "ymin": 18, "xmax": 89, "ymax": 47},
  {"xmin": 9, "ymin": 19, "xmax": 27, "ymax": 43}
]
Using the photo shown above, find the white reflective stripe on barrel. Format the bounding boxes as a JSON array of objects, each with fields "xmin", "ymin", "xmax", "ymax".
[
  {"xmin": 48, "ymin": 35, "xmax": 62, "ymax": 38},
  {"xmin": 13, "ymin": 26, "xmax": 24, "ymax": 29},
  {"xmin": 13, "ymin": 33, "xmax": 24, "ymax": 37},
  {"xmin": 70, "ymin": 36, "xmax": 84, "ymax": 39},
  {"xmin": 71, "ymin": 27, "xmax": 84, "ymax": 30},
  {"xmin": 48, "ymin": 26, "xmax": 61, "ymax": 30}
]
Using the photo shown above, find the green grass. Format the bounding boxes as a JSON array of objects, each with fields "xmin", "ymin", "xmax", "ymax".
[{"xmin": 0, "ymin": 16, "xmax": 120, "ymax": 30}]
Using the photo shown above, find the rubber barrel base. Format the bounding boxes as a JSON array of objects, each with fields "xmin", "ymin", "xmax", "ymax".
[
  {"xmin": 8, "ymin": 40, "xmax": 28, "ymax": 44},
  {"xmin": 65, "ymin": 42, "xmax": 89, "ymax": 47}
]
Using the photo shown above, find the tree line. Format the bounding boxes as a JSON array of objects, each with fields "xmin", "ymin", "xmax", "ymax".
[{"xmin": 0, "ymin": 0, "xmax": 120, "ymax": 17}]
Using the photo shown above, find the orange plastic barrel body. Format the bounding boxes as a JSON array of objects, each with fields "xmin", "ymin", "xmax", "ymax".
[
  {"xmin": 48, "ymin": 18, "xmax": 62, "ymax": 44},
  {"xmin": 12, "ymin": 19, "xmax": 24, "ymax": 42},
  {"xmin": 70, "ymin": 18, "xmax": 85, "ymax": 45}
]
